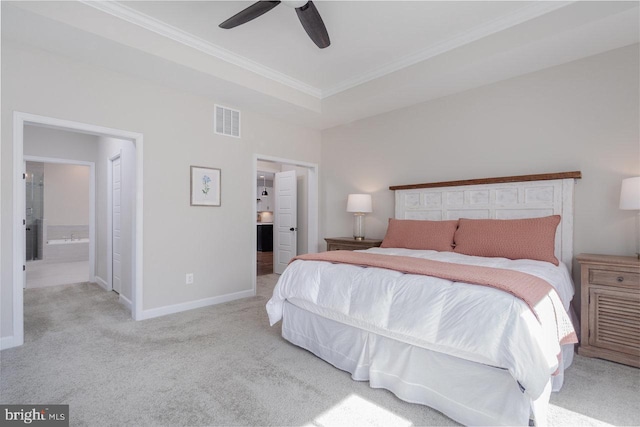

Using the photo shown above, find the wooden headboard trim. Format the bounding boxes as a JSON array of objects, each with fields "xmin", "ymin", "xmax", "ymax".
[{"xmin": 389, "ymin": 171, "xmax": 581, "ymax": 191}]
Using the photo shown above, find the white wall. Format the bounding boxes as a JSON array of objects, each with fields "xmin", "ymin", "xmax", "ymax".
[
  {"xmin": 321, "ymin": 44, "xmax": 639, "ymax": 315},
  {"xmin": 1, "ymin": 40, "xmax": 322, "ymax": 339},
  {"xmin": 43, "ymin": 163, "xmax": 90, "ymax": 226}
]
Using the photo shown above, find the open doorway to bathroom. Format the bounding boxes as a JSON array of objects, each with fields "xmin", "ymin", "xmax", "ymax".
[
  {"xmin": 24, "ymin": 158, "xmax": 93, "ymax": 288},
  {"xmin": 8, "ymin": 111, "xmax": 143, "ymax": 350},
  {"xmin": 20, "ymin": 124, "xmax": 135, "ymax": 301}
]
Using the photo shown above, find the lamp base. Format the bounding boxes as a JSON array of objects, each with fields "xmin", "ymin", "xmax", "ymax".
[{"xmin": 352, "ymin": 212, "xmax": 366, "ymax": 241}]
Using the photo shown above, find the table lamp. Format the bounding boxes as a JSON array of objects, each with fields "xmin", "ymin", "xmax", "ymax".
[{"xmin": 347, "ymin": 194, "xmax": 372, "ymax": 240}]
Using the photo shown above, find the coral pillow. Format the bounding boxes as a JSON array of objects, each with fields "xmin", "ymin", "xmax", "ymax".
[
  {"xmin": 453, "ymin": 216, "xmax": 561, "ymax": 265},
  {"xmin": 380, "ymin": 219, "xmax": 458, "ymax": 251}
]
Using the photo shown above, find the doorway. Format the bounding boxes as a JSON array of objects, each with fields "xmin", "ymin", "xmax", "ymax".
[
  {"xmin": 256, "ymin": 170, "xmax": 274, "ymax": 276},
  {"xmin": 109, "ymin": 154, "xmax": 122, "ymax": 295},
  {"xmin": 9, "ymin": 112, "xmax": 144, "ymax": 349},
  {"xmin": 253, "ymin": 155, "xmax": 318, "ymax": 292},
  {"xmin": 23, "ymin": 156, "xmax": 95, "ymax": 289}
]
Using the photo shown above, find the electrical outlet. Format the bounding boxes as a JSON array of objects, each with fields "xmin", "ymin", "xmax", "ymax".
[{"xmin": 186, "ymin": 273, "xmax": 194, "ymax": 285}]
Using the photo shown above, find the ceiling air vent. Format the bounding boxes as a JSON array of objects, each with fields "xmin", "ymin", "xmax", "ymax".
[{"xmin": 215, "ymin": 105, "xmax": 241, "ymax": 138}]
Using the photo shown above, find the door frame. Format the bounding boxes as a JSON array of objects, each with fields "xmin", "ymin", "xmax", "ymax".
[
  {"xmin": 9, "ymin": 111, "xmax": 144, "ymax": 349},
  {"xmin": 107, "ymin": 151, "xmax": 122, "ymax": 292},
  {"xmin": 23, "ymin": 155, "xmax": 96, "ymax": 283},
  {"xmin": 252, "ymin": 154, "xmax": 318, "ymax": 292}
]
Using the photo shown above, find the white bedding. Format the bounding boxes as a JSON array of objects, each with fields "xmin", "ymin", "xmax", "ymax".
[{"xmin": 266, "ymin": 247, "xmax": 576, "ymax": 401}]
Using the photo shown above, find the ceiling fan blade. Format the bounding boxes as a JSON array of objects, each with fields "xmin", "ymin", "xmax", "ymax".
[
  {"xmin": 295, "ymin": 1, "xmax": 330, "ymax": 49},
  {"xmin": 219, "ymin": 1, "xmax": 281, "ymax": 29}
]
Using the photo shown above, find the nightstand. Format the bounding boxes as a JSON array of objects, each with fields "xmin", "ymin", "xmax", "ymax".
[
  {"xmin": 576, "ymin": 253, "xmax": 640, "ymax": 367},
  {"xmin": 325, "ymin": 237, "xmax": 383, "ymax": 251}
]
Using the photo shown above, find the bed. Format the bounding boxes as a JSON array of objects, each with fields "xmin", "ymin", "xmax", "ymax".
[{"xmin": 266, "ymin": 172, "xmax": 581, "ymax": 426}]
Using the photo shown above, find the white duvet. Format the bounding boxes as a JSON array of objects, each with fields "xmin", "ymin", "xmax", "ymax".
[{"xmin": 266, "ymin": 247, "xmax": 576, "ymax": 400}]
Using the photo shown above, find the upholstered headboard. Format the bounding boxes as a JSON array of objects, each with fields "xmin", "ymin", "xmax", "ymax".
[{"xmin": 391, "ymin": 172, "xmax": 581, "ymax": 270}]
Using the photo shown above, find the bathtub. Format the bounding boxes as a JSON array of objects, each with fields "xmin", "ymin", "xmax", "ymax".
[{"xmin": 44, "ymin": 238, "xmax": 90, "ymax": 262}]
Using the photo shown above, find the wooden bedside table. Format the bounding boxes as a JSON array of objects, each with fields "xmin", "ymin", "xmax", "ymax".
[
  {"xmin": 576, "ymin": 253, "xmax": 640, "ymax": 367},
  {"xmin": 325, "ymin": 237, "xmax": 383, "ymax": 251}
]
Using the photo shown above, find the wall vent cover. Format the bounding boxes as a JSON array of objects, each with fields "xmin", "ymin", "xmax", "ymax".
[{"xmin": 215, "ymin": 105, "xmax": 241, "ymax": 138}]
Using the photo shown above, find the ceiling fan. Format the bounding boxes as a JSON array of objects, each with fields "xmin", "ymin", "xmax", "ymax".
[{"xmin": 219, "ymin": 1, "xmax": 330, "ymax": 49}]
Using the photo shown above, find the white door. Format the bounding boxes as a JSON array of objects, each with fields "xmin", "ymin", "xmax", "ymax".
[
  {"xmin": 273, "ymin": 170, "xmax": 297, "ymax": 274},
  {"xmin": 111, "ymin": 156, "xmax": 122, "ymax": 294}
]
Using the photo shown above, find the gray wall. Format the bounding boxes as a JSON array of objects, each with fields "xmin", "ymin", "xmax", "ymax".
[{"xmin": 321, "ymin": 44, "xmax": 640, "ymax": 315}]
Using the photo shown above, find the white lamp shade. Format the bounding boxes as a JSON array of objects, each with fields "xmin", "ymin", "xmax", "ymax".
[
  {"xmin": 620, "ymin": 177, "xmax": 640, "ymax": 210},
  {"xmin": 347, "ymin": 194, "xmax": 372, "ymax": 213}
]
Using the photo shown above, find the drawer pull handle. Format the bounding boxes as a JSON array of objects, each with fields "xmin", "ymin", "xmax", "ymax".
[{"xmin": 617, "ymin": 276, "xmax": 624, "ymax": 282}]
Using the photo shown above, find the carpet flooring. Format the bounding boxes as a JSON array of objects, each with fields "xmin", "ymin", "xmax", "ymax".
[{"xmin": 1, "ymin": 275, "xmax": 638, "ymax": 426}]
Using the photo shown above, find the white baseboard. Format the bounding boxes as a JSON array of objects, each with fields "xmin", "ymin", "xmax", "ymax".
[
  {"xmin": 94, "ymin": 276, "xmax": 109, "ymax": 291},
  {"xmin": 139, "ymin": 289, "xmax": 255, "ymax": 320},
  {"xmin": 119, "ymin": 294, "xmax": 132, "ymax": 310},
  {"xmin": 0, "ymin": 335, "xmax": 19, "ymax": 350}
]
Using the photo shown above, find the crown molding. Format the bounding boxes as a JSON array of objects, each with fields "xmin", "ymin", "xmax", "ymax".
[
  {"xmin": 80, "ymin": 0, "xmax": 323, "ymax": 98},
  {"xmin": 321, "ymin": 1, "xmax": 574, "ymax": 98},
  {"xmin": 81, "ymin": 0, "xmax": 572, "ymax": 101}
]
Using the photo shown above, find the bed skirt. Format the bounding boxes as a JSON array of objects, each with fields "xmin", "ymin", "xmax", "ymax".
[{"xmin": 282, "ymin": 301, "xmax": 573, "ymax": 426}]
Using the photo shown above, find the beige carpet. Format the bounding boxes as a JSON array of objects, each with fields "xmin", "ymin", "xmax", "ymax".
[{"xmin": 1, "ymin": 274, "xmax": 638, "ymax": 426}]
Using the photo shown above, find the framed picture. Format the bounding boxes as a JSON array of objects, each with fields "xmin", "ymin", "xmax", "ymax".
[{"xmin": 190, "ymin": 166, "xmax": 221, "ymax": 206}]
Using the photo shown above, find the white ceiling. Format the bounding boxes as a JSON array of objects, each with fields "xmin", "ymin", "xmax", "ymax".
[
  {"xmin": 2, "ymin": 1, "xmax": 639, "ymax": 129},
  {"xmin": 121, "ymin": 1, "xmax": 536, "ymax": 94}
]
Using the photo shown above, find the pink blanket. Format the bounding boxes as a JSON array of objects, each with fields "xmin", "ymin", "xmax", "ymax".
[{"xmin": 292, "ymin": 251, "xmax": 578, "ymax": 346}]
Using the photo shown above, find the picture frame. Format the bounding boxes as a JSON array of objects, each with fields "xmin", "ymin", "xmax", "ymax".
[{"xmin": 190, "ymin": 166, "xmax": 221, "ymax": 207}]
